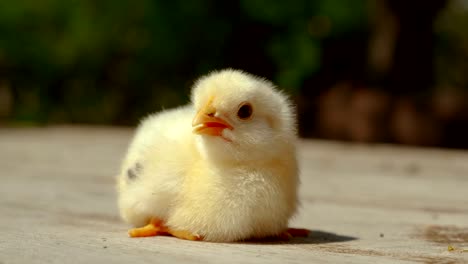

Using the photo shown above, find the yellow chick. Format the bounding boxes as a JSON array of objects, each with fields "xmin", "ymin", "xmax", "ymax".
[{"xmin": 117, "ymin": 69, "xmax": 305, "ymax": 242}]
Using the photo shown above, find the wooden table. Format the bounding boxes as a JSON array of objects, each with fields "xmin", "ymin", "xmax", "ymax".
[{"xmin": 1, "ymin": 126, "xmax": 467, "ymax": 263}]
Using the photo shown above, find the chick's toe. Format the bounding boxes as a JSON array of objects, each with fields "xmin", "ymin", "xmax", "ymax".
[
  {"xmin": 128, "ymin": 218, "xmax": 202, "ymax": 241},
  {"xmin": 273, "ymin": 228, "xmax": 310, "ymax": 241},
  {"xmin": 285, "ymin": 227, "xmax": 310, "ymax": 237},
  {"xmin": 128, "ymin": 218, "xmax": 164, "ymax": 237},
  {"xmin": 165, "ymin": 229, "xmax": 203, "ymax": 241}
]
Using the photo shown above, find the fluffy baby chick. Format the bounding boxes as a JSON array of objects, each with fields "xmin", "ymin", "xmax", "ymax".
[{"xmin": 117, "ymin": 69, "xmax": 305, "ymax": 242}]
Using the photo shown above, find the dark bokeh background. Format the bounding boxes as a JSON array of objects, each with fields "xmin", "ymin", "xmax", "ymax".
[{"xmin": 1, "ymin": 0, "xmax": 467, "ymax": 148}]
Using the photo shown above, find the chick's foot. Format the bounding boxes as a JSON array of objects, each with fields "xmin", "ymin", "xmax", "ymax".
[
  {"xmin": 273, "ymin": 228, "xmax": 311, "ymax": 240},
  {"xmin": 163, "ymin": 228, "xmax": 203, "ymax": 241},
  {"xmin": 128, "ymin": 218, "xmax": 164, "ymax": 237},
  {"xmin": 128, "ymin": 218, "xmax": 202, "ymax": 241},
  {"xmin": 286, "ymin": 227, "xmax": 310, "ymax": 237}
]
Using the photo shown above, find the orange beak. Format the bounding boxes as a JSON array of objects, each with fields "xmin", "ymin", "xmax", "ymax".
[{"xmin": 192, "ymin": 103, "xmax": 233, "ymax": 137}]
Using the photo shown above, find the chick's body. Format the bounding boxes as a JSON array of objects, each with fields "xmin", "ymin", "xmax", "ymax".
[{"xmin": 118, "ymin": 69, "xmax": 299, "ymax": 242}]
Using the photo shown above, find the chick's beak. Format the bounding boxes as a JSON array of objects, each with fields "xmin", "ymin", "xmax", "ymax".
[{"xmin": 192, "ymin": 105, "xmax": 233, "ymax": 136}]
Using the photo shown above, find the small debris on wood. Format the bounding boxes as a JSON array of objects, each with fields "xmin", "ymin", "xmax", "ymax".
[
  {"xmin": 405, "ymin": 163, "xmax": 420, "ymax": 175},
  {"xmin": 447, "ymin": 245, "xmax": 468, "ymax": 252}
]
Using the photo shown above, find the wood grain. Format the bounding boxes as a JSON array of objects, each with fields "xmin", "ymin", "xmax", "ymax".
[{"xmin": 0, "ymin": 126, "xmax": 467, "ymax": 263}]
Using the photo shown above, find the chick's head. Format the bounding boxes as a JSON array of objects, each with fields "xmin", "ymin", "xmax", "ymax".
[{"xmin": 191, "ymin": 69, "xmax": 296, "ymax": 163}]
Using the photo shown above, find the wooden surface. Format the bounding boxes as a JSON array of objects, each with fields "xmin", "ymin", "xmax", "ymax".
[{"xmin": 0, "ymin": 126, "xmax": 467, "ymax": 263}]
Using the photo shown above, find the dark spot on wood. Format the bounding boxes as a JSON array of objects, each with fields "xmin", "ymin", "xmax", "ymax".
[
  {"xmin": 311, "ymin": 245, "xmax": 459, "ymax": 263},
  {"xmin": 103, "ymin": 246, "xmax": 107, "ymax": 249},
  {"xmin": 409, "ymin": 256, "xmax": 458, "ymax": 264},
  {"xmin": 405, "ymin": 163, "xmax": 421, "ymax": 175},
  {"xmin": 423, "ymin": 225, "xmax": 468, "ymax": 244},
  {"xmin": 314, "ymin": 245, "xmax": 387, "ymax": 257},
  {"xmin": 380, "ymin": 233, "xmax": 384, "ymax": 238}
]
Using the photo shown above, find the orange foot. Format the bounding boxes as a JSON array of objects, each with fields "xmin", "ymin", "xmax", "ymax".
[
  {"xmin": 286, "ymin": 227, "xmax": 310, "ymax": 237},
  {"xmin": 128, "ymin": 218, "xmax": 203, "ymax": 241},
  {"xmin": 277, "ymin": 228, "xmax": 311, "ymax": 240},
  {"xmin": 128, "ymin": 218, "xmax": 163, "ymax": 237}
]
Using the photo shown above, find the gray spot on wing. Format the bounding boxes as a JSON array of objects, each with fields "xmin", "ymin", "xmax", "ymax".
[
  {"xmin": 127, "ymin": 162, "xmax": 143, "ymax": 181},
  {"xmin": 135, "ymin": 162, "xmax": 143, "ymax": 173},
  {"xmin": 127, "ymin": 168, "xmax": 137, "ymax": 180}
]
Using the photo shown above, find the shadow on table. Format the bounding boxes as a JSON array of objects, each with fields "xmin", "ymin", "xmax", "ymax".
[
  {"xmin": 241, "ymin": 229, "xmax": 357, "ymax": 245},
  {"xmin": 289, "ymin": 229, "xmax": 357, "ymax": 245}
]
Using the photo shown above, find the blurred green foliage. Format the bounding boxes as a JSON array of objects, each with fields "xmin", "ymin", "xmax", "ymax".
[
  {"xmin": 0, "ymin": 0, "xmax": 368, "ymax": 125},
  {"xmin": 434, "ymin": 0, "xmax": 468, "ymax": 91},
  {"xmin": 241, "ymin": 0, "xmax": 368, "ymax": 91}
]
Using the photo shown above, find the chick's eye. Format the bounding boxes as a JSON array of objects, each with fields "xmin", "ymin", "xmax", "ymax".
[{"xmin": 237, "ymin": 103, "xmax": 253, "ymax": 120}]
